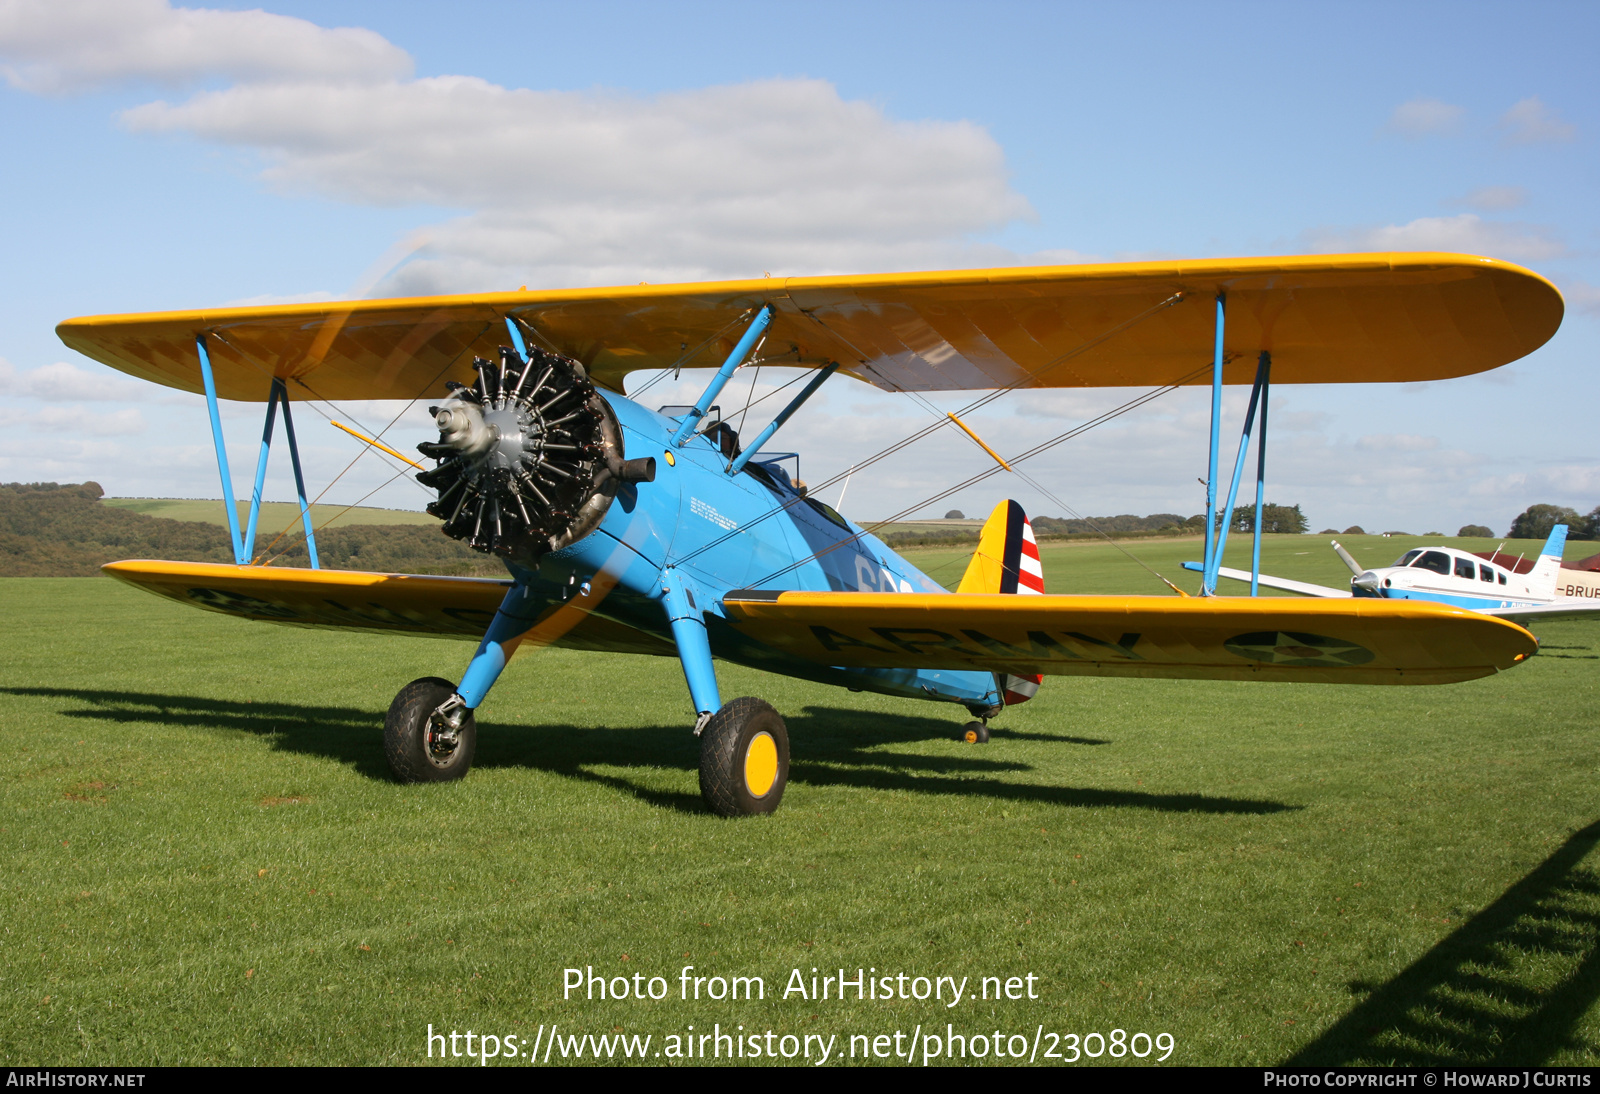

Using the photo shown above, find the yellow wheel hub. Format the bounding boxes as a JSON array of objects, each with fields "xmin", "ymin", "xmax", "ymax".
[{"xmin": 743, "ymin": 731, "xmax": 778, "ymax": 798}]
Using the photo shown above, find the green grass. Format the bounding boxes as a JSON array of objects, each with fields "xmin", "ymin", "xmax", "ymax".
[
  {"xmin": 3, "ymin": 543, "xmax": 1599, "ymax": 1066},
  {"xmin": 103, "ymin": 498, "xmax": 434, "ymax": 529}
]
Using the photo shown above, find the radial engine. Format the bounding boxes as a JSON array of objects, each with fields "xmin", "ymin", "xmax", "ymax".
[{"xmin": 416, "ymin": 345, "xmax": 653, "ymax": 567}]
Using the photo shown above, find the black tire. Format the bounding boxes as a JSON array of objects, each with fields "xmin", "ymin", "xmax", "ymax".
[
  {"xmin": 961, "ymin": 721, "xmax": 990, "ymax": 744},
  {"xmin": 384, "ymin": 677, "xmax": 477, "ymax": 783},
  {"xmin": 698, "ymin": 697, "xmax": 789, "ymax": 817}
]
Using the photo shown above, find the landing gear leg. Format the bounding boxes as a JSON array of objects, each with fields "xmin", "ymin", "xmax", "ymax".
[
  {"xmin": 660, "ymin": 569, "xmax": 789, "ymax": 815},
  {"xmin": 383, "ymin": 579, "xmax": 541, "ymax": 784},
  {"xmin": 661, "ymin": 568, "xmax": 720, "ymax": 730},
  {"xmin": 961, "ymin": 686, "xmax": 1003, "ymax": 744}
]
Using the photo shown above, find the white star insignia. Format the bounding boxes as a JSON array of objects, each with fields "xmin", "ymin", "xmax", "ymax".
[{"xmin": 1225, "ymin": 631, "xmax": 1373, "ymax": 667}]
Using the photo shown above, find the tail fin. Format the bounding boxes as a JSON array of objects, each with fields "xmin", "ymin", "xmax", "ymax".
[
  {"xmin": 959, "ymin": 499, "xmax": 1045, "ymax": 594},
  {"xmin": 959, "ymin": 500, "xmax": 1044, "ymax": 707},
  {"xmin": 1528, "ymin": 524, "xmax": 1568, "ymax": 599}
]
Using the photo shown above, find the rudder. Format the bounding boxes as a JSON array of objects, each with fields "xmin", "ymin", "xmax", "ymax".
[
  {"xmin": 1528, "ymin": 523, "xmax": 1569, "ymax": 599},
  {"xmin": 959, "ymin": 500, "xmax": 1044, "ymax": 705}
]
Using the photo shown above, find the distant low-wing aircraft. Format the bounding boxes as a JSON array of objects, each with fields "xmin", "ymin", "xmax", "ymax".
[
  {"xmin": 57, "ymin": 252, "xmax": 1563, "ymax": 815},
  {"xmin": 1186, "ymin": 525, "xmax": 1600, "ymax": 625}
]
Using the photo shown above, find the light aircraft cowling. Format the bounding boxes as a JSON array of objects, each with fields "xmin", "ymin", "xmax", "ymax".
[{"xmin": 57, "ymin": 253, "xmax": 1563, "ymax": 815}]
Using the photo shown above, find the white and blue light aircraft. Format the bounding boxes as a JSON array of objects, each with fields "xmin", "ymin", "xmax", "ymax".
[{"xmin": 1189, "ymin": 525, "xmax": 1600, "ymax": 625}]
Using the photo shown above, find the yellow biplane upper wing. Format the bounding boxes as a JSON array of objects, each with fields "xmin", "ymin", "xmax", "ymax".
[
  {"xmin": 720, "ymin": 590, "xmax": 1537, "ymax": 685},
  {"xmin": 57, "ymin": 253, "xmax": 1561, "ymax": 401}
]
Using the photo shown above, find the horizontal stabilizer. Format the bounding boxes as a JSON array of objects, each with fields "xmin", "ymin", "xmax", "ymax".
[
  {"xmin": 1180, "ymin": 560, "xmax": 1351, "ymax": 598},
  {"xmin": 721, "ymin": 589, "xmax": 1535, "ymax": 685}
]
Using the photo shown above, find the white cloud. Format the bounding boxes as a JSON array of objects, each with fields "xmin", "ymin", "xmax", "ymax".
[
  {"xmin": 1, "ymin": 358, "xmax": 149, "ymax": 401},
  {"xmin": 1457, "ymin": 185, "xmax": 1528, "ymax": 211},
  {"xmin": 1302, "ymin": 213, "xmax": 1564, "ymax": 262},
  {"xmin": 4, "ymin": 8, "xmax": 1580, "ymax": 542},
  {"xmin": 119, "ymin": 75, "xmax": 1033, "ymax": 293},
  {"xmin": 1385, "ymin": 97, "xmax": 1464, "ymax": 137},
  {"xmin": 0, "ymin": 0, "xmax": 411, "ymax": 94},
  {"xmin": 1498, "ymin": 96, "xmax": 1576, "ymax": 145},
  {"xmin": 1356, "ymin": 434, "xmax": 1440, "ymax": 453},
  {"xmin": 0, "ymin": 404, "xmax": 145, "ymax": 434},
  {"xmin": 1468, "ymin": 467, "xmax": 1600, "ymax": 504}
]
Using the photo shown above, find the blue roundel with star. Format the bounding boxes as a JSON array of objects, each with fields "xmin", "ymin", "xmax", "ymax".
[{"xmin": 1224, "ymin": 631, "xmax": 1375, "ymax": 668}]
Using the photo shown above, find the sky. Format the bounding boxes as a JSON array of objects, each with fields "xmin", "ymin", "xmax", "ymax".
[{"xmin": 0, "ymin": 0, "xmax": 1595, "ymax": 538}]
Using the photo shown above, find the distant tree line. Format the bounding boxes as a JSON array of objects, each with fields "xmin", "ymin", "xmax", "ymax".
[
  {"xmin": 881, "ymin": 503, "xmax": 1313, "ymax": 546},
  {"xmin": 0, "ymin": 482, "xmax": 498, "ymax": 577},
  {"xmin": 1030, "ymin": 512, "xmax": 1198, "ymax": 535},
  {"xmin": 1313, "ymin": 505, "xmax": 1599, "ymax": 543},
  {"xmin": 1507, "ymin": 503, "xmax": 1600, "ymax": 541},
  {"xmin": 1226, "ymin": 504, "xmax": 1308, "ymax": 535}
]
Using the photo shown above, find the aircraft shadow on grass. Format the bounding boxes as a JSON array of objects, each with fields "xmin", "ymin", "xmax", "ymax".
[
  {"xmin": 5, "ymin": 687, "xmax": 1294, "ymax": 818},
  {"xmin": 1288, "ymin": 820, "xmax": 1600, "ymax": 1066}
]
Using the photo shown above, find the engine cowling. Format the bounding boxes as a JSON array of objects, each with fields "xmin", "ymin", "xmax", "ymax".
[{"xmin": 416, "ymin": 345, "xmax": 623, "ymax": 567}]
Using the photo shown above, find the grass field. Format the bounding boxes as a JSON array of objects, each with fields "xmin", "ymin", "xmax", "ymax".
[
  {"xmin": 3, "ymin": 534, "xmax": 1598, "ymax": 1066},
  {"xmin": 102, "ymin": 498, "xmax": 434, "ymax": 529}
]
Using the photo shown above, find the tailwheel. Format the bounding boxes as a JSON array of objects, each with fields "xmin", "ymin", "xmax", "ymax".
[
  {"xmin": 961, "ymin": 721, "xmax": 990, "ymax": 744},
  {"xmin": 384, "ymin": 677, "xmax": 478, "ymax": 782},
  {"xmin": 698, "ymin": 698, "xmax": 789, "ymax": 817}
]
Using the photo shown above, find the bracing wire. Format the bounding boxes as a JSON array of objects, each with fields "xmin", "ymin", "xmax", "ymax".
[
  {"xmin": 259, "ymin": 460, "xmax": 420, "ymax": 567},
  {"xmin": 1007, "ymin": 466, "xmax": 1182, "ymax": 590},
  {"xmin": 897, "ymin": 373, "xmax": 1187, "ymax": 591},
  {"xmin": 669, "ymin": 291, "xmax": 1189, "ymax": 572},
  {"xmin": 747, "ymin": 364, "xmax": 1209, "ymax": 586},
  {"xmin": 622, "ymin": 312, "xmax": 755, "ymax": 400},
  {"xmin": 735, "ymin": 365, "xmax": 761, "ymax": 436},
  {"xmin": 208, "ymin": 323, "xmax": 489, "ymax": 562}
]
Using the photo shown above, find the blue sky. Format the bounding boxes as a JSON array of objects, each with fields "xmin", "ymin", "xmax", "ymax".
[{"xmin": 1, "ymin": 0, "xmax": 1594, "ymax": 537}]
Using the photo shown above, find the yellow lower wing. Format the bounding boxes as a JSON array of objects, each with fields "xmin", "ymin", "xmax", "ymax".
[
  {"xmin": 721, "ymin": 591, "xmax": 1537, "ymax": 685},
  {"xmin": 101, "ymin": 560, "xmax": 673, "ymax": 657}
]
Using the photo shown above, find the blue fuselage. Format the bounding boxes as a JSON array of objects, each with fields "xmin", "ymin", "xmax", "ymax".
[{"xmin": 506, "ymin": 392, "xmax": 1002, "ymax": 712}]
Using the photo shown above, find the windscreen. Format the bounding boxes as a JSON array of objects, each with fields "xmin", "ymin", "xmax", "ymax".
[{"xmin": 1413, "ymin": 551, "xmax": 1451, "ymax": 575}]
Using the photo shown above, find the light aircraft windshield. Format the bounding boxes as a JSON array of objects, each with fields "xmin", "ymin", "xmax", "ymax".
[
  {"xmin": 1412, "ymin": 551, "xmax": 1451, "ymax": 575},
  {"xmin": 1394, "ymin": 549, "xmax": 1423, "ymax": 567}
]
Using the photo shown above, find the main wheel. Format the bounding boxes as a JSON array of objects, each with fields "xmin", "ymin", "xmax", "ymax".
[
  {"xmin": 384, "ymin": 677, "xmax": 477, "ymax": 783},
  {"xmin": 698, "ymin": 698, "xmax": 790, "ymax": 817},
  {"xmin": 960, "ymin": 721, "xmax": 990, "ymax": 744}
]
